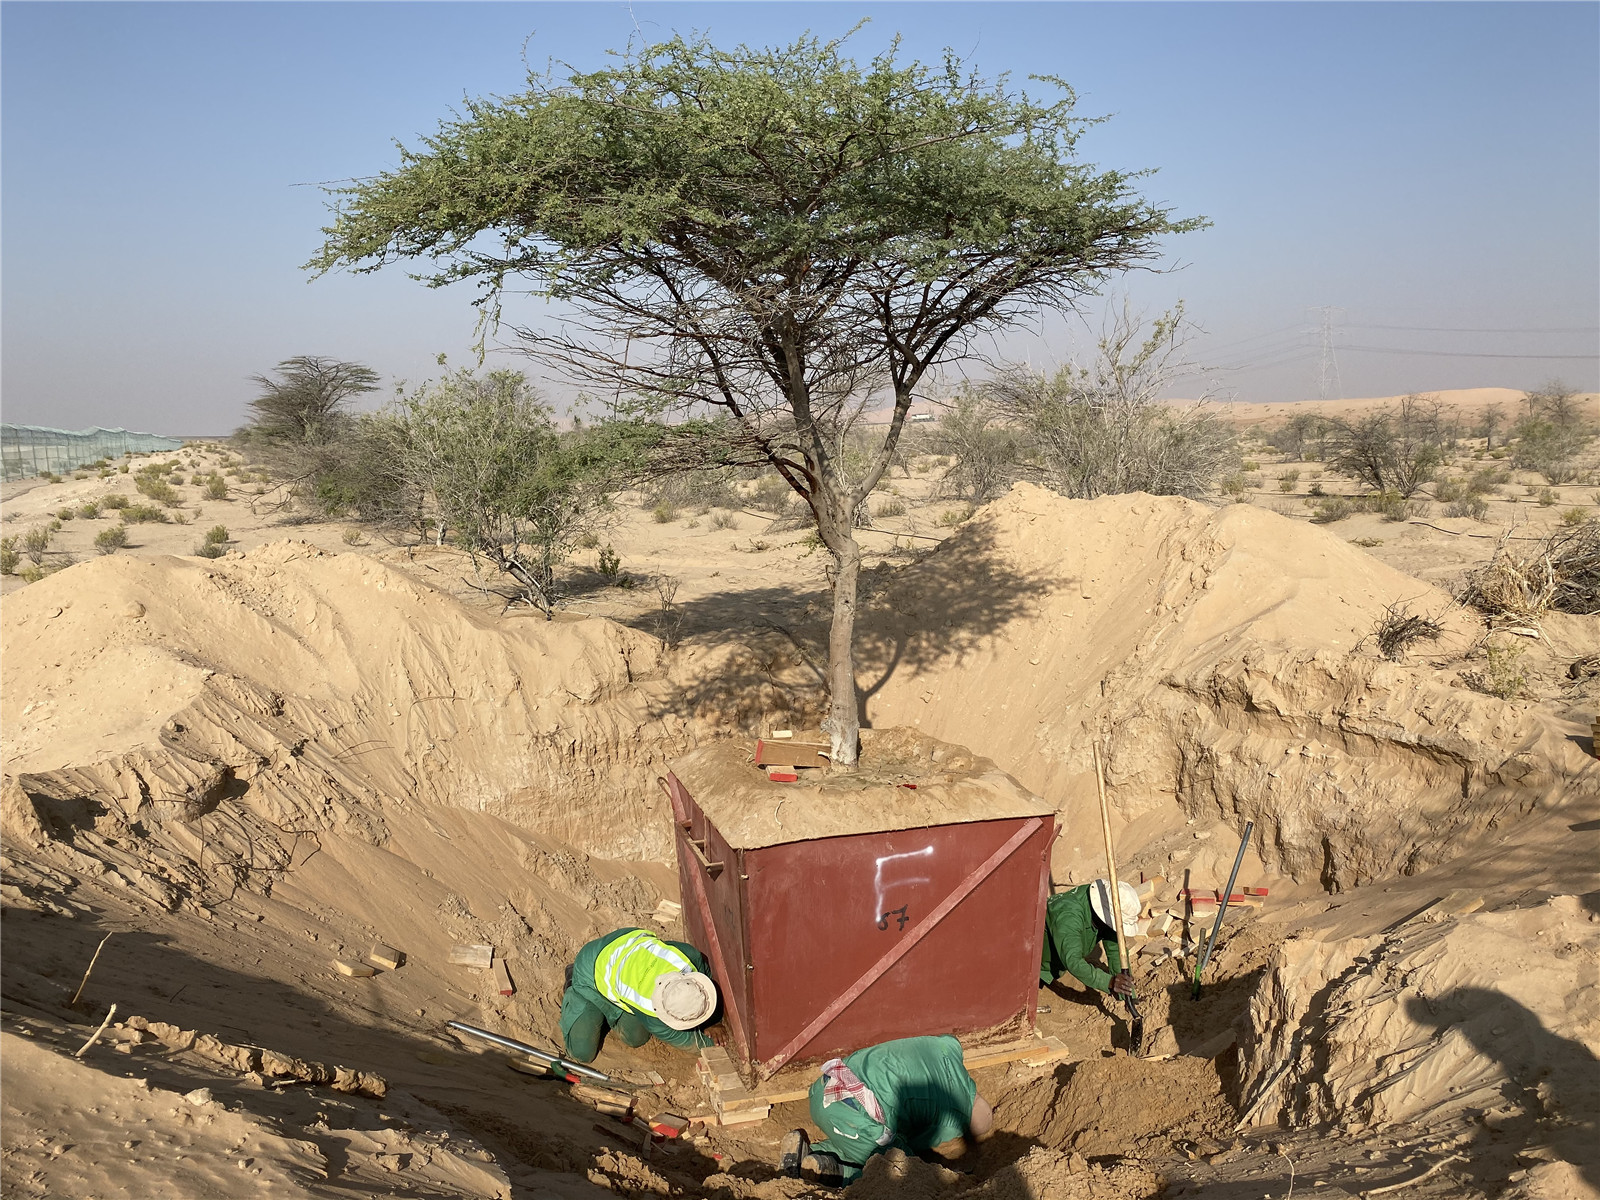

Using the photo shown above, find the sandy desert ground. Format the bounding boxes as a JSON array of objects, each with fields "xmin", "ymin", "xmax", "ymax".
[{"xmin": 2, "ymin": 389, "xmax": 1597, "ymax": 1200}]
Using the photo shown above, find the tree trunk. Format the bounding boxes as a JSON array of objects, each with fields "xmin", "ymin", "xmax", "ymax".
[{"xmin": 826, "ymin": 532, "xmax": 863, "ymax": 768}]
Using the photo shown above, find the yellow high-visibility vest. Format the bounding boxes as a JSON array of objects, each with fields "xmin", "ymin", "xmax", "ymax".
[{"xmin": 595, "ymin": 930, "xmax": 693, "ymax": 1014}]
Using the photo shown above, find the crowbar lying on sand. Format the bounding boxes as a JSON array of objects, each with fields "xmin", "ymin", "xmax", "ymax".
[
  {"xmin": 1092, "ymin": 742, "xmax": 1144, "ymax": 1056},
  {"xmin": 445, "ymin": 1020, "xmax": 633, "ymax": 1087},
  {"xmin": 1191, "ymin": 820, "xmax": 1254, "ymax": 1000}
]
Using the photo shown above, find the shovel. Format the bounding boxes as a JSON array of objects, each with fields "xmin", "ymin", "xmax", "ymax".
[
  {"xmin": 1092, "ymin": 743, "xmax": 1145, "ymax": 1056},
  {"xmin": 1191, "ymin": 820, "xmax": 1254, "ymax": 1000}
]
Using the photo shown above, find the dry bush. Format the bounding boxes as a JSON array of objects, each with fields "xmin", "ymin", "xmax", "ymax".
[
  {"xmin": 1310, "ymin": 497, "xmax": 1354, "ymax": 524},
  {"xmin": 0, "ymin": 537, "xmax": 18, "ymax": 575},
  {"xmin": 93, "ymin": 525, "xmax": 129, "ymax": 555},
  {"xmin": 1371, "ymin": 601, "xmax": 1445, "ymax": 661},
  {"xmin": 1460, "ymin": 522, "xmax": 1600, "ymax": 619},
  {"xmin": 874, "ymin": 496, "xmax": 906, "ymax": 519},
  {"xmin": 101, "ymin": 494, "xmax": 130, "ymax": 511},
  {"xmin": 1444, "ymin": 495, "xmax": 1489, "ymax": 520},
  {"xmin": 1463, "ymin": 639, "xmax": 1529, "ymax": 699},
  {"xmin": 709, "ymin": 509, "xmax": 740, "ymax": 530}
]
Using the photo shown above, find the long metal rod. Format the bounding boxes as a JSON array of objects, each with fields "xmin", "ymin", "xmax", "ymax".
[
  {"xmin": 1093, "ymin": 743, "xmax": 1143, "ymax": 1051},
  {"xmin": 445, "ymin": 1021, "xmax": 618, "ymax": 1084},
  {"xmin": 1192, "ymin": 820, "xmax": 1255, "ymax": 999}
]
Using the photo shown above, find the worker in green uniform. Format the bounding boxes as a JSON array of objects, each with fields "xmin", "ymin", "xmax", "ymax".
[
  {"xmin": 559, "ymin": 927, "xmax": 720, "ymax": 1063},
  {"xmin": 780, "ymin": 1035, "xmax": 994, "ymax": 1183},
  {"xmin": 1040, "ymin": 878, "xmax": 1139, "ymax": 1000}
]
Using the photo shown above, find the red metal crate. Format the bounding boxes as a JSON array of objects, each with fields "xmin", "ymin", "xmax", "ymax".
[{"xmin": 664, "ymin": 729, "xmax": 1055, "ymax": 1080}]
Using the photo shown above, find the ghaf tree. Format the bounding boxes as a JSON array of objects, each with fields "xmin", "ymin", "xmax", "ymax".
[{"xmin": 310, "ymin": 31, "xmax": 1201, "ymax": 767}]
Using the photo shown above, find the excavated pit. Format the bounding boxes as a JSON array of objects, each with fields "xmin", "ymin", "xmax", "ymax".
[{"xmin": 4, "ymin": 486, "xmax": 1597, "ymax": 1198}]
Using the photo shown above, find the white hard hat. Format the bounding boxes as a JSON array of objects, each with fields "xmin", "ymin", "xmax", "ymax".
[
  {"xmin": 652, "ymin": 970, "xmax": 718, "ymax": 1030},
  {"xmin": 1089, "ymin": 879, "xmax": 1141, "ymax": 938}
]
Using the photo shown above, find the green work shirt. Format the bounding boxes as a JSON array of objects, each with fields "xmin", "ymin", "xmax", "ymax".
[
  {"xmin": 561, "ymin": 928, "xmax": 714, "ymax": 1054},
  {"xmin": 808, "ymin": 1034, "xmax": 977, "ymax": 1178},
  {"xmin": 1039, "ymin": 885, "xmax": 1123, "ymax": 994}
]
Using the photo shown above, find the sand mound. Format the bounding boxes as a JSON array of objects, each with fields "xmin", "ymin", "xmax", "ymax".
[
  {"xmin": 1237, "ymin": 896, "xmax": 1600, "ymax": 1141},
  {"xmin": 1, "ymin": 541, "xmax": 704, "ymax": 860},
  {"xmin": 863, "ymin": 483, "xmax": 1596, "ymax": 889}
]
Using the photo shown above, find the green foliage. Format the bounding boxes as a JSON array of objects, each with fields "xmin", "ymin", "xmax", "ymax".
[
  {"xmin": 204, "ymin": 524, "xmax": 229, "ymax": 545},
  {"xmin": 1561, "ymin": 507, "xmax": 1593, "ymax": 527},
  {"xmin": 1325, "ymin": 395, "xmax": 1446, "ymax": 497},
  {"xmin": 245, "ymin": 356, "xmax": 379, "ymax": 446},
  {"xmin": 101, "ymin": 493, "xmax": 130, "ymax": 510},
  {"xmin": 0, "ymin": 537, "xmax": 18, "ymax": 574},
  {"xmin": 936, "ymin": 506, "xmax": 974, "ymax": 527},
  {"xmin": 1433, "ymin": 477, "xmax": 1462, "ymax": 503},
  {"xmin": 1220, "ymin": 473, "xmax": 1247, "ymax": 497},
  {"xmin": 118, "ymin": 462, "xmax": 129, "ymax": 473},
  {"xmin": 56, "ymin": 508, "xmax": 75, "ymax": 521},
  {"xmin": 390, "ymin": 368, "xmax": 638, "ymax": 612},
  {"xmin": 931, "ymin": 390, "xmax": 1024, "ymax": 505},
  {"xmin": 874, "ymin": 496, "xmax": 906, "ymax": 519},
  {"xmin": 651, "ymin": 501, "xmax": 678, "ymax": 524},
  {"xmin": 1309, "ymin": 497, "xmax": 1354, "ymax": 523},
  {"xmin": 195, "ymin": 540, "xmax": 227, "ymax": 558},
  {"xmin": 203, "ymin": 474, "xmax": 230, "ymax": 500},
  {"xmin": 342, "ymin": 528, "xmax": 366, "ymax": 546},
  {"xmin": 1277, "ymin": 470, "xmax": 1300, "ymax": 493},
  {"xmin": 1468, "ymin": 639, "xmax": 1527, "ymax": 699},
  {"xmin": 1535, "ymin": 487, "xmax": 1558, "ymax": 506},
  {"xmin": 596, "ymin": 543, "xmax": 624, "ymax": 582},
  {"xmin": 134, "ymin": 475, "xmax": 180, "ymax": 505},
  {"xmin": 76, "ymin": 500, "xmax": 103, "ymax": 519},
  {"xmin": 1445, "ymin": 495, "xmax": 1489, "ymax": 520},
  {"xmin": 1366, "ymin": 490, "xmax": 1408, "ymax": 522},
  {"xmin": 1308, "ymin": 481, "xmax": 1326, "ymax": 497},
  {"xmin": 22, "ymin": 526, "xmax": 51, "ymax": 563},
  {"xmin": 121, "ymin": 503, "xmax": 171, "ymax": 524},
  {"xmin": 1510, "ymin": 380, "xmax": 1593, "ymax": 484},
  {"xmin": 988, "ymin": 306, "xmax": 1236, "ymax": 501},
  {"xmin": 749, "ymin": 474, "xmax": 795, "ymax": 514}
]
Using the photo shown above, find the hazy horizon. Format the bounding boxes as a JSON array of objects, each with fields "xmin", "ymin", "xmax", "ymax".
[{"xmin": 4, "ymin": 2, "xmax": 1597, "ymax": 437}]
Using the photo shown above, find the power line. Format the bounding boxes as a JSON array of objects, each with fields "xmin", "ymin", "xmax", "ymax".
[
  {"xmin": 1340, "ymin": 345, "xmax": 1599, "ymax": 360},
  {"xmin": 1345, "ymin": 323, "xmax": 1596, "ymax": 334},
  {"xmin": 1314, "ymin": 306, "xmax": 1344, "ymax": 400}
]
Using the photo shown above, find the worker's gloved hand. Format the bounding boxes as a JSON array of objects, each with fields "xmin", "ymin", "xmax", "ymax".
[{"xmin": 1109, "ymin": 971, "xmax": 1135, "ymax": 999}]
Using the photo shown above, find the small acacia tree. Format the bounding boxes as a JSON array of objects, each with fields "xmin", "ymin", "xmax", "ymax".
[
  {"xmin": 1325, "ymin": 395, "xmax": 1446, "ymax": 498},
  {"xmin": 310, "ymin": 31, "xmax": 1200, "ymax": 765},
  {"xmin": 245, "ymin": 357, "xmax": 379, "ymax": 446},
  {"xmin": 392, "ymin": 368, "xmax": 637, "ymax": 615}
]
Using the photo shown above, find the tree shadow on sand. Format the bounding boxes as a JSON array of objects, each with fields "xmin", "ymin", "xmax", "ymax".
[
  {"xmin": 1402, "ymin": 987, "xmax": 1599, "ymax": 1192},
  {"xmin": 648, "ymin": 522, "xmax": 1061, "ymax": 733}
]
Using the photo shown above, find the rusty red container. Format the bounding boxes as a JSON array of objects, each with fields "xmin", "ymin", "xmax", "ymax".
[{"xmin": 665, "ymin": 729, "xmax": 1055, "ymax": 1079}]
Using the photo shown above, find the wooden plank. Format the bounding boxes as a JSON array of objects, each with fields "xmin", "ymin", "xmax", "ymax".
[
  {"xmin": 368, "ymin": 944, "xmax": 404, "ymax": 970},
  {"xmin": 332, "ymin": 960, "xmax": 376, "ymax": 978},
  {"xmin": 759, "ymin": 817, "xmax": 1045, "ymax": 1078},
  {"xmin": 753, "ymin": 739, "xmax": 828, "ymax": 768},
  {"xmin": 491, "ymin": 958, "xmax": 515, "ymax": 997},
  {"xmin": 448, "ymin": 944, "xmax": 494, "ymax": 969}
]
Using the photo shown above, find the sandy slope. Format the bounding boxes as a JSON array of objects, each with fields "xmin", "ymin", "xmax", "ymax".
[{"xmin": 3, "ymin": 468, "xmax": 1598, "ymax": 1199}]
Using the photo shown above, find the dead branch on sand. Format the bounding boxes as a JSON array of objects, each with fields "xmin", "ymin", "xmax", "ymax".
[{"xmin": 1459, "ymin": 522, "xmax": 1600, "ymax": 619}]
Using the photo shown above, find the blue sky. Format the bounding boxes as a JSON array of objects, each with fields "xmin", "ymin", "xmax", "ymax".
[{"xmin": 3, "ymin": 1, "xmax": 1596, "ymax": 434}]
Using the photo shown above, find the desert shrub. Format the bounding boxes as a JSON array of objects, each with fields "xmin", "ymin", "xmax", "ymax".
[
  {"xmin": 987, "ymin": 306, "xmax": 1237, "ymax": 501},
  {"xmin": 1405, "ymin": 499, "xmax": 1430, "ymax": 519},
  {"xmin": 204, "ymin": 524, "xmax": 229, "ymax": 545},
  {"xmin": 22, "ymin": 526, "xmax": 51, "ymax": 564},
  {"xmin": 1460, "ymin": 521, "xmax": 1599, "ymax": 618},
  {"xmin": 596, "ymin": 543, "xmax": 623, "ymax": 582},
  {"xmin": 1350, "ymin": 536, "xmax": 1383, "ymax": 547},
  {"xmin": 874, "ymin": 496, "xmax": 906, "ymax": 519},
  {"xmin": 1465, "ymin": 639, "xmax": 1528, "ymax": 700},
  {"xmin": 709, "ymin": 509, "xmax": 741, "ymax": 530},
  {"xmin": 1308, "ymin": 481, "xmax": 1325, "ymax": 497},
  {"xmin": 56, "ymin": 508, "xmax": 75, "ymax": 521},
  {"xmin": 1560, "ymin": 507, "xmax": 1593, "ymax": 528},
  {"xmin": 1444, "ymin": 495, "xmax": 1489, "ymax": 520},
  {"xmin": 76, "ymin": 500, "xmax": 102, "ymax": 519},
  {"xmin": 341, "ymin": 527, "xmax": 366, "ymax": 546},
  {"xmin": 1371, "ymin": 601, "xmax": 1445, "ymax": 661},
  {"xmin": 744, "ymin": 538, "xmax": 772, "ymax": 552},
  {"xmin": 930, "ymin": 389, "xmax": 1023, "ymax": 504},
  {"xmin": 18, "ymin": 565, "xmax": 44, "ymax": 583},
  {"xmin": 0, "ymin": 537, "xmax": 18, "ymax": 574},
  {"xmin": 1270, "ymin": 500, "xmax": 1302, "ymax": 518},
  {"xmin": 48, "ymin": 519, "xmax": 61, "ymax": 532},
  {"xmin": 1241, "ymin": 459, "xmax": 1260, "ymax": 471},
  {"xmin": 1465, "ymin": 465, "xmax": 1508, "ymax": 495},
  {"xmin": 936, "ymin": 506, "xmax": 974, "ymax": 527},
  {"xmin": 1510, "ymin": 381, "xmax": 1594, "ymax": 484},
  {"xmin": 94, "ymin": 525, "xmax": 129, "ymax": 555},
  {"xmin": 195, "ymin": 540, "xmax": 227, "ymax": 558},
  {"xmin": 134, "ymin": 476, "xmax": 180, "ymax": 505},
  {"xmin": 577, "ymin": 531, "xmax": 601, "ymax": 549},
  {"xmin": 749, "ymin": 472, "xmax": 795, "ymax": 513},
  {"xmin": 651, "ymin": 501, "xmax": 678, "ymax": 523},
  {"xmin": 1365, "ymin": 490, "xmax": 1408, "ymax": 522},
  {"xmin": 1433, "ymin": 477, "xmax": 1463, "ymax": 503},
  {"xmin": 203, "ymin": 474, "xmax": 229, "ymax": 500},
  {"xmin": 1309, "ymin": 497, "xmax": 1354, "ymax": 523},
  {"xmin": 171, "ymin": 511, "xmax": 191, "ymax": 524},
  {"xmin": 101, "ymin": 494, "xmax": 129, "ymax": 510},
  {"xmin": 1277, "ymin": 470, "xmax": 1300, "ymax": 493},
  {"xmin": 121, "ymin": 504, "xmax": 171, "ymax": 524},
  {"xmin": 1220, "ymin": 473, "xmax": 1246, "ymax": 497},
  {"xmin": 117, "ymin": 463, "xmax": 129, "ymax": 473},
  {"xmin": 1325, "ymin": 395, "xmax": 1447, "ymax": 497}
]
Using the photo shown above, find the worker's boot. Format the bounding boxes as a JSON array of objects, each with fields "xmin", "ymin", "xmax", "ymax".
[
  {"xmin": 800, "ymin": 1149, "xmax": 844, "ymax": 1187},
  {"xmin": 779, "ymin": 1129, "xmax": 809, "ymax": 1179}
]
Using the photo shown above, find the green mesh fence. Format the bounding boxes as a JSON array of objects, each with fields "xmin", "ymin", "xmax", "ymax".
[{"xmin": 1, "ymin": 424, "xmax": 186, "ymax": 482}]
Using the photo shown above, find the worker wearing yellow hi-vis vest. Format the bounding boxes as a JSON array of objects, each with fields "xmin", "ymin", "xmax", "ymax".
[{"xmin": 560, "ymin": 928, "xmax": 721, "ymax": 1063}]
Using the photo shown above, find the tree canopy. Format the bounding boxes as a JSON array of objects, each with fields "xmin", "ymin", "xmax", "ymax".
[{"xmin": 310, "ymin": 29, "xmax": 1202, "ymax": 764}]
